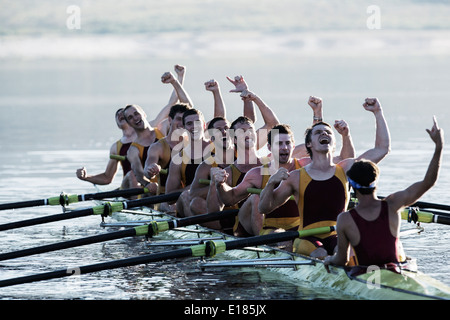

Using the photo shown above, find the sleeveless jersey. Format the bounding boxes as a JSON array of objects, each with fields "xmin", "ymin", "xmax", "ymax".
[
  {"xmin": 180, "ymin": 142, "xmax": 215, "ymax": 188},
  {"xmin": 116, "ymin": 140, "xmax": 132, "ymax": 175},
  {"xmin": 180, "ymin": 151, "xmax": 203, "ymax": 188},
  {"xmin": 298, "ymin": 165, "xmax": 349, "ymax": 239},
  {"xmin": 349, "ymin": 201, "xmax": 399, "ymax": 266},
  {"xmin": 260, "ymin": 159, "xmax": 302, "ymax": 234},
  {"xmin": 130, "ymin": 128, "xmax": 164, "ymax": 167}
]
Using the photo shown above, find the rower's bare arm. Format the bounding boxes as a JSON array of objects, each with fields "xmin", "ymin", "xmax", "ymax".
[
  {"xmin": 219, "ymin": 167, "xmax": 260, "ymax": 206},
  {"xmin": 324, "ymin": 213, "xmax": 351, "ymax": 266},
  {"xmin": 258, "ymin": 168, "xmax": 295, "ymax": 214},
  {"xmin": 205, "ymin": 79, "xmax": 226, "ymax": 119},
  {"xmin": 386, "ymin": 117, "xmax": 444, "ymax": 210},
  {"xmin": 334, "ymin": 119, "xmax": 355, "ymax": 162},
  {"xmin": 292, "ymin": 144, "xmax": 308, "ymax": 159},
  {"xmin": 76, "ymin": 143, "xmax": 120, "ymax": 185},
  {"xmin": 189, "ymin": 162, "xmax": 211, "ymax": 200},
  {"xmin": 227, "ymin": 75, "xmax": 255, "ymax": 122},
  {"xmin": 149, "ymin": 72, "xmax": 193, "ymax": 127},
  {"xmin": 356, "ymin": 98, "xmax": 391, "ymax": 163},
  {"xmin": 144, "ymin": 142, "xmax": 163, "ymax": 180},
  {"xmin": 150, "ymin": 65, "xmax": 187, "ymax": 134},
  {"xmin": 212, "ymin": 167, "xmax": 236, "ymax": 206},
  {"xmin": 165, "ymin": 161, "xmax": 184, "ymax": 194},
  {"xmin": 164, "ymin": 70, "xmax": 193, "ymax": 107},
  {"xmin": 127, "ymin": 147, "xmax": 150, "ymax": 187},
  {"xmin": 241, "ymin": 90, "xmax": 280, "ymax": 150},
  {"xmin": 206, "ymin": 179, "xmax": 225, "ymax": 212},
  {"xmin": 308, "ymin": 96, "xmax": 324, "ymax": 124}
]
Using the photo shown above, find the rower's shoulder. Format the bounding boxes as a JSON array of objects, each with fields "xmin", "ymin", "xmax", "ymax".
[
  {"xmin": 148, "ymin": 139, "xmax": 164, "ymax": 152},
  {"xmin": 336, "ymin": 158, "xmax": 355, "ymax": 171},
  {"xmin": 109, "ymin": 140, "xmax": 119, "ymax": 154}
]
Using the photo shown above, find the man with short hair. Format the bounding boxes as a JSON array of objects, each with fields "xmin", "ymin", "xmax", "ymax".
[
  {"xmin": 259, "ymin": 98, "xmax": 391, "ymax": 258},
  {"xmin": 165, "ymin": 108, "xmax": 212, "ymax": 216},
  {"xmin": 324, "ymin": 117, "xmax": 443, "ymax": 269},
  {"xmin": 76, "ymin": 107, "xmax": 138, "ymax": 189},
  {"xmin": 144, "ymin": 103, "xmax": 192, "ymax": 195},
  {"xmin": 125, "ymin": 69, "xmax": 192, "ymax": 191}
]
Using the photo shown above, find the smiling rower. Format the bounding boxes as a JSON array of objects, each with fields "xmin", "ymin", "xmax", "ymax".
[
  {"xmin": 76, "ymin": 107, "xmax": 138, "ymax": 189},
  {"xmin": 325, "ymin": 117, "xmax": 443, "ymax": 270},
  {"xmin": 259, "ymin": 97, "xmax": 391, "ymax": 259}
]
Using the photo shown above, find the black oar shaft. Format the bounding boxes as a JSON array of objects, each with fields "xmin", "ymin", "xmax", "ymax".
[
  {"xmin": 0, "ymin": 208, "xmax": 94, "ymax": 232},
  {"xmin": 172, "ymin": 209, "xmax": 238, "ymax": 228},
  {"xmin": 0, "ymin": 187, "xmax": 150, "ymax": 211},
  {"xmin": 0, "ymin": 208, "xmax": 238, "ymax": 261},
  {"xmin": 81, "ymin": 188, "xmax": 149, "ymax": 201},
  {"xmin": 0, "ymin": 192, "xmax": 182, "ymax": 232},
  {"xmin": 0, "ymin": 247, "xmax": 194, "ymax": 288},
  {"xmin": 0, "ymin": 199, "xmax": 46, "ymax": 211},
  {"xmin": 124, "ymin": 192, "xmax": 181, "ymax": 208},
  {"xmin": 0, "ymin": 226, "xmax": 332, "ymax": 288},
  {"xmin": 225, "ymin": 230, "xmax": 300, "ymax": 251},
  {"xmin": 411, "ymin": 200, "xmax": 450, "ymax": 212},
  {"xmin": 434, "ymin": 214, "xmax": 450, "ymax": 225},
  {"xmin": 0, "ymin": 228, "xmax": 138, "ymax": 261}
]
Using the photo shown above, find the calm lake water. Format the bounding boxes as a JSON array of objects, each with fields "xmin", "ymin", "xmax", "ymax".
[{"xmin": 0, "ymin": 45, "xmax": 449, "ymax": 300}]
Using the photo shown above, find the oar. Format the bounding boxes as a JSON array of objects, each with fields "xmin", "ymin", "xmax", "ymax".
[
  {"xmin": 0, "ymin": 226, "xmax": 334, "ymax": 288},
  {"xmin": 0, "ymin": 187, "xmax": 153, "ymax": 211},
  {"xmin": 376, "ymin": 196, "xmax": 450, "ymax": 213},
  {"xmin": 198, "ymin": 179, "xmax": 295, "ymax": 200},
  {"xmin": 0, "ymin": 209, "xmax": 239, "ymax": 262},
  {"xmin": 401, "ymin": 207, "xmax": 450, "ymax": 226},
  {"xmin": 0, "ymin": 192, "xmax": 181, "ymax": 232}
]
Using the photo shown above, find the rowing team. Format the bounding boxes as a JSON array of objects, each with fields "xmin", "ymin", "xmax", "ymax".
[{"xmin": 76, "ymin": 64, "xmax": 444, "ymax": 271}]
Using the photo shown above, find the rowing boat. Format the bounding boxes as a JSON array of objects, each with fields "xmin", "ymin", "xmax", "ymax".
[{"xmin": 104, "ymin": 205, "xmax": 450, "ymax": 300}]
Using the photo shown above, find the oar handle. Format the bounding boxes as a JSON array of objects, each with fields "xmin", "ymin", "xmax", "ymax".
[{"xmin": 110, "ymin": 155, "xmax": 126, "ymax": 161}]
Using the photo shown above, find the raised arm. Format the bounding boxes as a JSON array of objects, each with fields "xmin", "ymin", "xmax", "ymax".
[
  {"xmin": 308, "ymin": 96, "xmax": 324, "ymax": 124},
  {"xmin": 227, "ymin": 75, "xmax": 255, "ymax": 122},
  {"xmin": 355, "ymin": 98, "xmax": 391, "ymax": 163},
  {"xmin": 386, "ymin": 117, "xmax": 444, "ymax": 211},
  {"xmin": 333, "ymin": 119, "xmax": 355, "ymax": 161},
  {"xmin": 292, "ymin": 96, "xmax": 326, "ymax": 158},
  {"xmin": 240, "ymin": 90, "xmax": 280, "ymax": 150},
  {"xmin": 149, "ymin": 66, "xmax": 188, "ymax": 130},
  {"xmin": 166, "ymin": 65, "xmax": 186, "ymax": 107},
  {"xmin": 205, "ymin": 79, "xmax": 226, "ymax": 119}
]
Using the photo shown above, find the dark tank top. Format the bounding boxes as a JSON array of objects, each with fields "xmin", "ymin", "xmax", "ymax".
[{"xmin": 349, "ymin": 201, "xmax": 399, "ymax": 266}]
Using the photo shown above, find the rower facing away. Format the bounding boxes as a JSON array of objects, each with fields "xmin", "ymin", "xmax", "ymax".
[{"xmin": 324, "ymin": 116, "xmax": 444, "ymax": 269}]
